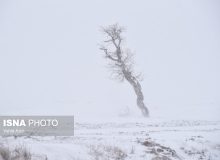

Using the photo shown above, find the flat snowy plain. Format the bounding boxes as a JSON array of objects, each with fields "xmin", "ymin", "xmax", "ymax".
[{"xmin": 1, "ymin": 117, "xmax": 220, "ymax": 160}]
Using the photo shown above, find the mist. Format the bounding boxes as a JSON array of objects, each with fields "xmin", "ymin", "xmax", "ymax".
[{"xmin": 0, "ymin": 0, "xmax": 220, "ymax": 120}]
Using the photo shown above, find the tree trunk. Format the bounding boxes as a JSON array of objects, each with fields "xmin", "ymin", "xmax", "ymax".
[{"xmin": 123, "ymin": 70, "xmax": 149, "ymax": 117}]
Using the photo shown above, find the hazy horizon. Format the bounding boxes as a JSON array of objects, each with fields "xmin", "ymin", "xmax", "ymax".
[{"xmin": 0, "ymin": 0, "xmax": 220, "ymax": 120}]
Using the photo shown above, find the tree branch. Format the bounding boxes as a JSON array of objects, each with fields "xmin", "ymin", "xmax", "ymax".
[{"xmin": 100, "ymin": 47, "xmax": 119, "ymax": 62}]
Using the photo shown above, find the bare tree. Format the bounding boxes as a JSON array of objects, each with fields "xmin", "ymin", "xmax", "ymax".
[{"xmin": 100, "ymin": 24, "xmax": 149, "ymax": 117}]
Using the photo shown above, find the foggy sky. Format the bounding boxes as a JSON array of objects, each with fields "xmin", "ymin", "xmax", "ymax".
[{"xmin": 0, "ymin": 0, "xmax": 219, "ymax": 119}]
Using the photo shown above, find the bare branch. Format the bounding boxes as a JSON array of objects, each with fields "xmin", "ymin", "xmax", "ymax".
[{"xmin": 100, "ymin": 47, "xmax": 119, "ymax": 62}]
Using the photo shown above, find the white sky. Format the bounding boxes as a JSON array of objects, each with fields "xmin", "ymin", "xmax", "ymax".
[{"xmin": 0, "ymin": 0, "xmax": 219, "ymax": 119}]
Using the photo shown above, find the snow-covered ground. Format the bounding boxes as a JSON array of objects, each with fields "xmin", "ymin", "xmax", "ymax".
[{"xmin": 1, "ymin": 118, "xmax": 220, "ymax": 160}]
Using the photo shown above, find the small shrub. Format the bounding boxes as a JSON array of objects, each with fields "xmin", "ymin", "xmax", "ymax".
[
  {"xmin": 89, "ymin": 144, "xmax": 127, "ymax": 160},
  {"xmin": 0, "ymin": 145, "xmax": 31, "ymax": 160},
  {"xmin": 0, "ymin": 145, "xmax": 47, "ymax": 160},
  {"xmin": 0, "ymin": 146, "xmax": 10, "ymax": 160},
  {"xmin": 12, "ymin": 145, "xmax": 31, "ymax": 160}
]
